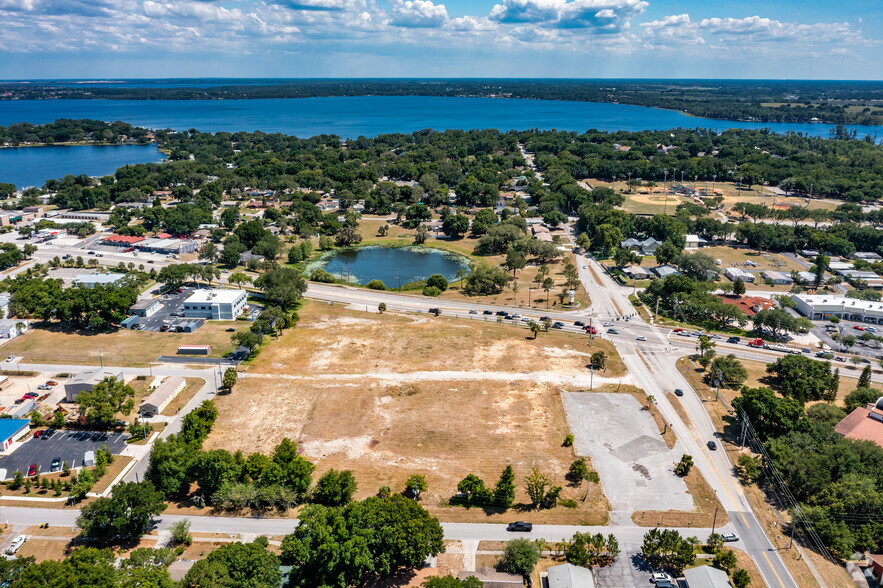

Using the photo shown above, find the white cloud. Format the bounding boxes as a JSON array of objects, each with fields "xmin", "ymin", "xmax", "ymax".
[
  {"xmin": 389, "ymin": 0, "xmax": 447, "ymax": 28},
  {"xmin": 488, "ymin": 0, "xmax": 645, "ymax": 31}
]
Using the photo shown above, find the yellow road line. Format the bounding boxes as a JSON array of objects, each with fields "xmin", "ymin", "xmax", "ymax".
[{"xmin": 762, "ymin": 551, "xmax": 787, "ymax": 588}]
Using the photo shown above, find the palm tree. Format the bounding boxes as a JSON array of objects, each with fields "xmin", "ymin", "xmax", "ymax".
[
  {"xmin": 378, "ymin": 303, "xmax": 386, "ymax": 314},
  {"xmin": 542, "ymin": 277, "xmax": 554, "ymax": 309},
  {"xmin": 530, "ymin": 322, "xmax": 542, "ymax": 339}
]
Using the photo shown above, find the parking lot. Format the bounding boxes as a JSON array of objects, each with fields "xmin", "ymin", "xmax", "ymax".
[
  {"xmin": 0, "ymin": 430, "xmax": 129, "ymax": 479},
  {"xmin": 126, "ymin": 288, "xmax": 205, "ymax": 333},
  {"xmin": 593, "ymin": 549, "xmax": 656, "ymax": 588}
]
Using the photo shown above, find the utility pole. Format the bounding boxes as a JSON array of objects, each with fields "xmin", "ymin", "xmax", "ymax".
[
  {"xmin": 711, "ymin": 506, "xmax": 719, "ymax": 534},
  {"xmin": 98, "ymin": 348, "xmax": 103, "ymax": 369}
]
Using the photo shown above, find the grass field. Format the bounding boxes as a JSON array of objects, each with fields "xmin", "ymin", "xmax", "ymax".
[
  {"xmin": 161, "ymin": 377, "xmax": 207, "ymax": 417},
  {"xmin": 700, "ymin": 246, "xmax": 804, "ymax": 273},
  {"xmin": 206, "ymin": 302, "xmax": 617, "ymax": 524},
  {"xmin": 2, "ymin": 321, "xmax": 243, "ymax": 367}
]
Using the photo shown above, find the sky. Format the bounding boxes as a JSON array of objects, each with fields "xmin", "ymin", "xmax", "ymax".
[{"xmin": 0, "ymin": 0, "xmax": 880, "ymax": 80}]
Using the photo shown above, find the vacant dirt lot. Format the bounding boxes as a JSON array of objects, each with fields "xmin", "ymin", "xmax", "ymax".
[
  {"xmin": 206, "ymin": 302, "xmax": 617, "ymax": 524},
  {"xmin": 3, "ymin": 322, "xmax": 242, "ymax": 366},
  {"xmin": 254, "ymin": 302, "xmax": 624, "ymax": 377}
]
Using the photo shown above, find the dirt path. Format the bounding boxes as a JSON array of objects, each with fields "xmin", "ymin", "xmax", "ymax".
[{"xmin": 245, "ymin": 370, "xmax": 633, "ymax": 387}]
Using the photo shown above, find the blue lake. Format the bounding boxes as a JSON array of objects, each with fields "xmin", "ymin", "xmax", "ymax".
[
  {"xmin": 0, "ymin": 144, "xmax": 164, "ymax": 188},
  {"xmin": 0, "ymin": 95, "xmax": 877, "ymax": 139},
  {"xmin": 317, "ymin": 246, "xmax": 470, "ymax": 287}
]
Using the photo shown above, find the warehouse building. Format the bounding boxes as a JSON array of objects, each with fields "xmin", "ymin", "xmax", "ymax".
[
  {"xmin": 64, "ymin": 369, "xmax": 124, "ymax": 402},
  {"xmin": 73, "ymin": 273, "xmax": 127, "ymax": 288},
  {"xmin": 724, "ymin": 267, "xmax": 755, "ymax": 283},
  {"xmin": 140, "ymin": 376, "xmax": 185, "ymax": 417},
  {"xmin": 792, "ymin": 294, "xmax": 883, "ymax": 323},
  {"xmin": 136, "ymin": 238, "xmax": 198, "ymax": 255},
  {"xmin": 129, "ymin": 299, "xmax": 162, "ymax": 318},
  {"xmin": 0, "ymin": 419, "xmax": 30, "ymax": 452},
  {"xmin": 182, "ymin": 289, "xmax": 247, "ymax": 320}
]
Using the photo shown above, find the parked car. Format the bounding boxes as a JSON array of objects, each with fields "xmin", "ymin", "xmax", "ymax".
[
  {"xmin": 45, "ymin": 381, "xmax": 58, "ymax": 386},
  {"xmin": 854, "ymin": 325, "xmax": 865, "ymax": 331},
  {"xmin": 721, "ymin": 532, "xmax": 739, "ymax": 542},
  {"xmin": 42, "ymin": 428, "xmax": 55, "ymax": 440},
  {"xmin": 50, "ymin": 458, "xmax": 62, "ymax": 472},
  {"xmin": 506, "ymin": 521, "xmax": 532, "ymax": 532},
  {"xmin": 677, "ymin": 331, "xmax": 691, "ymax": 337},
  {"xmin": 651, "ymin": 573, "xmax": 673, "ymax": 584},
  {"xmin": 5, "ymin": 355, "xmax": 15, "ymax": 362},
  {"xmin": 672, "ymin": 328, "xmax": 684, "ymax": 333},
  {"xmin": 33, "ymin": 430, "xmax": 44, "ymax": 438},
  {"xmin": 727, "ymin": 336, "xmax": 740, "ymax": 344},
  {"xmin": 674, "ymin": 389, "xmax": 684, "ymax": 397},
  {"xmin": 27, "ymin": 463, "xmax": 37, "ymax": 476},
  {"xmin": 37, "ymin": 384, "xmax": 51, "ymax": 391},
  {"xmin": 5, "ymin": 535, "xmax": 26, "ymax": 555},
  {"xmin": 707, "ymin": 440, "xmax": 717, "ymax": 450}
]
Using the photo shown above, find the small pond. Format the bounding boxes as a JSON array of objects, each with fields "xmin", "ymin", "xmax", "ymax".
[{"xmin": 316, "ymin": 246, "xmax": 470, "ymax": 287}]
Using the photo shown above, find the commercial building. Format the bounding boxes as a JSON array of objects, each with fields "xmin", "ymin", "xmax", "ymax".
[
  {"xmin": 545, "ymin": 563, "xmax": 595, "ymax": 588},
  {"xmin": 73, "ymin": 273, "xmax": 127, "ymax": 288},
  {"xmin": 762, "ymin": 271, "xmax": 793, "ymax": 285},
  {"xmin": 182, "ymin": 289, "xmax": 247, "ymax": 320},
  {"xmin": 835, "ymin": 397, "xmax": 883, "ymax": 449},
  {"xmin": 34, "ymin": 228, "xmax": 67, "ymax": 241},
  {"xmin": 683, "ymin": 565, "xmax": 732, "ymax": 588},
  {"xmin": 791, "ymin": 294, "xmax": 883, "ymax": 323},
  {"xmin": 136, "ymin": 238, "xmax": 198, "ymax": 255},
  {"xmin": 724, "ymin": 267, "xmax": 755, "ymax": 283},
  {"xmin": 64, "ymin": 369, "xmax": 124, "ymax": 402},
  {"xmin": 58, "ymin": 211, "xmax": 110, "ymax": 222},
  {"xmin": 719, "ymin": 295, "xmax": 774, "ymax": 316},
  {"xmin": 0, "ymin": 419, "xmax": 30, "ymax": 451},
  {"xmin": 129, "ymin": 299, "xmax": 161, "ymax": 318},
  {"xmin": 139, "ymin": 376, "xmax": 185, "ymax": 416},
  {"xmin": 102, "ymin": 234, "xmax": 145, "ymax": 247},
  {"xmin": 0, "ymin": 320, "xmax": 27, "ymax": 339}
]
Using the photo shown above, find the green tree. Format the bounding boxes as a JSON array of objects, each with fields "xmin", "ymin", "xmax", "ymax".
[
  {"xmin": 498, "ymin": 538, "xmax": 541, "ymax": 578},
  {"xmin": 814, "ymin": 254, "xmax": 830, "ymax": 288},
  {"xmin": 736, "ymin": 454, "xmax": 761, "ymax": 484},
  {"xmin": 640, "ymin": 528, "xmax": 696, "ymax": 572},
  {"xmin": 223, "ymin": 367, "xmax": 237, "ymax": 390},
  {"xmin": 184, "ymin": 540, "xmax": 281, "ymax": 588},
  {"xmin": 77, "ymin": 377, "xmax": 135, "ymax": 429},
  {"xmin": 732, "ymin": 386, "xmax": 804, "ymax": 440},
  {"xmin": 77, "ymin": 481, "xmax": 167, "ymax": 543},
  {"xmin": 254, "ymin": 267, "xmax": 306, "ymax": 310},
  {"xmin": 713, "ymin": 549, "xmax": 738, "ymax": 571},
  {"xmin": 569, "ymin": 458, "xmax": 589, "ymax": 484},
  {"xmin": 442, "ymin": 214, "xmax": 470, "ymax": 238},
  {"xmin": 590, "ymin": 351, "xmax": 607, "ymax": 371},
  {"xmin": 312, "ymin": 469, "xmax": 358, "ymax": 506},
  {"xmin": 858, "ymin": 364, "xmax": 872, "ymax": 389},
  {"xmin": 228, "ymin": 272, "xmax": 252, "ymax": 289},
  {"xmin": 281, "ymin": 495, "xmax": 444, "ymax": 588},
  {"xmin": 170, "ymin": 519, "xmax": 193, "ymax": 546},
  {"xmin": 426, "ymin": 274, "xmax": 449, "ymax": 291},
  {"xmin": 706, "ymin": 532, "xmax": 724, "ymax": 553},
  {"xmin": 405, "ymin": 474, "xmax": 428, "ymax": 499},
  {"xmin": 732, "ymin": 568, "xmax": 751, "ymax": 588},
  {"xmin": 492, "ymin": 465, "xmax": 516, "ymax": 507},
  {"xmin": 457, "ymin": 474, "xmax": 492, "ymax": 505},
  {"xmin": 423, "ymin": 576, "xmax": 483, "ymax": 588},
  {"xmin": 709, "ymin": 354, "xmax": 749, "ymax": 389},
  {"xmin": 733, "ymin": 277, "xmax": 746, "ymax": 296},
  {"xmin": 766, "ymin": 355, "xmax": 838, "ymax": 403},
  {"xmin": 844, "ymin": 387, "xmax": 881, "ymax": 412},
  {"xmin": 504, "ymin": 248, "xmax": 527, "ymax": 276}
]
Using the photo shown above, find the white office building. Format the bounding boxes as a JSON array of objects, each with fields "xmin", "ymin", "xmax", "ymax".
[
  {"xmin": 792, "ymin": 294, "xmax": 883, "ymax": 323},
  {"xmin": 182, "ymin": 289, "xmax": 247, "ymax": 320}
]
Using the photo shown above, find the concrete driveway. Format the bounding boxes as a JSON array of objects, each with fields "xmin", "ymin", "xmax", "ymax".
[{"xmin": 562, "ymin": 392, "xmax": 692, "ymax": 514}]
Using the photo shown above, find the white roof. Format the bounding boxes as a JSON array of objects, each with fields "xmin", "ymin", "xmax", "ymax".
[
  {"xmin": 74, "ymin": 273, "xmax": 126, "ymax": 285},
  {"xmin": 683, "ymin": 566, "xmax": 731, "ymax": 588},
  {"xmin": 185, "ymin": 289, "xmax": 246, "ymax": 305},
  {"xmin": 547, "ymin": 563, "xmax": 595, "ymax": 588},
  {"xmin": 793, "ymin": 294, "xmax": 883, "ymax": 314}
]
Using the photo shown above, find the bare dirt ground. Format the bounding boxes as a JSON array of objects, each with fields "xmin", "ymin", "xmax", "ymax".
[{"xmin": 206, "ymin": 302, "xmax": 615, "ymax": 524}]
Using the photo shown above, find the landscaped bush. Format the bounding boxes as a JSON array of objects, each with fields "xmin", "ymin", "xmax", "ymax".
[
  {"xmin": 422, "ymin": 285, "xmax": 441, "ymax": 297},
  {"xmin": 366, "ymin": 279, "xmax": 386, "ymax": 290}
]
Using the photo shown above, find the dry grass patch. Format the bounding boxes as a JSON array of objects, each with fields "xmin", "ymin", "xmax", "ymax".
[
  {"xmin": 16, "ymin": 538, "xmax": 73, "ymax": 562},
  {"xmin": 91, "ymin": 456, "xmax": 134, "ymax": 494},
  {"xmin": 160, "ymin": 377, "xmax": 206, "ymax": 417},
  {"xmin": 207, "ymin": 375, "xmax": 608, "ymax": 524},
  {"xmin": 3, "ymin": 321, "xmax": 242, "ymax": 367},
  {"xmin": 250, "ymin": 301, "xmax": 624, "ymax": 378},
  {"xmin": 700, "ymin": 246, "xmax": 805, "ymax": 273}
]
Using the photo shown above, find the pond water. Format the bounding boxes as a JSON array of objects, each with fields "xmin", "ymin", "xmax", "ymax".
[{"xmin": 317, "ymin": 246, "xmax": 470, "ymax": 287}]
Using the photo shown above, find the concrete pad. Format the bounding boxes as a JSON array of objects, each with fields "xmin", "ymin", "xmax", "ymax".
[{"xmin": 562, "ymin": 392, "xmax": 692, "ymax": 512}]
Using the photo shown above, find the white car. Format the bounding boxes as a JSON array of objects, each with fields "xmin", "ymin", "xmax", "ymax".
[
  {"xmin": 5, "ymin": 535, "xmax": 25, "ymax": 555},
  {"xmin": 4, "ymin": 355, "xmax": 15, "ymax": 363},
  {"xmin": 651, "ymin": 572, "xmax": 673, "ymax": 583},
  {"xmin": 721, "ymin": 532, "xmax": 739, "ymax": 542},
  {"xmin": 636, "ymin": 335, "xmax": 646, "ymax": 341},
  {"xmin": 603, "ymin": 322, "xmax": 613, "ymax": 327}
]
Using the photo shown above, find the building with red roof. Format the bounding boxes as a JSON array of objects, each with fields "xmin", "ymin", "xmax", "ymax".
[
  {"xmin": 835, "ymin": 397, "xmax": 883, "ymax": 449},
  {"xmin": 102, "ymin": 234, "xmax": 145, "ymax": 246}
]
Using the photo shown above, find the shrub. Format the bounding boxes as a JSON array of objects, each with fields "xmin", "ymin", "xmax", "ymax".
[
  {"xmin": 422, "ymin": 285, "xmax": 442, "ymax": 297},
  {"xmin": 310, "ymin": 267, "xmax": 336, "ymax": 283},
  {"xmin": 426, "ymin": 274, "xmax": 449, "ymax": 291},
  {"xmin": 366, "ymin": 279, "xmax": 386, "ymax": 290},
  {"xmin": 378, "ymin": 485, "xmax": 391, "ymax": 498},
  {"xmin": 171, "ymin": 519, "xmax": 193, "ymax": 546},
  {"xmin": 563, "ymin": 434, "xmax": 574, "ymax": 447},
  {"xmin": 499, "ymin": 538, "xmax": 541, "ymax": 577},
  {"xmin": 558, "ymin": 498, "xmax": 578, "ymax": 508}
]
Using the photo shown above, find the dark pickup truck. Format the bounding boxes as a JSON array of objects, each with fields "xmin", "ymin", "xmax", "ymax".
[{"xmin": 506, "ymin": 521, "xmax": 533, "ymax": 532}]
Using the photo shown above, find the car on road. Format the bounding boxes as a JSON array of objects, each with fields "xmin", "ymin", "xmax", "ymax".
[
  {"xmin": 552, "ymin": 322, "xmax": 564, "ymax": 329},
  {"xmin": 636, "ymin": 335, "xmax": 646, "ymax": 341},
  {"xmin": 50, "ymin": 458, "xmax": 62, "ymax": 472},
  {"xmin": 469, "ymin": 310, "xmax": 478, "ymax": 314},
  {"xmin": 721, "ymin": 532, "xmax": 739, "ymax": 542},
  {"xmin": 835, "ymin": 356, "xmax": 846, "ymax": 362},
  {"xmin": 496, "ymin": 311, "xmax": 507, "ymax": 316},
  {"xmin": 707, "ymin": 440, "xmax": 717, "ymax": 450},
  {"xmin": 727, "ymin": 336, "xmax": 740, "ymax": 344},
  {"xmin": 5, "ymin": 355, "xmax": 15, "ymax": 362},
  {"xmin": 607, "ymin": 328, "xmax": 619, "ymax": 334},
  {"xmin": 650, "ymin": 573, "xmax": 673, "ymax": 584},
  {"xmin": 45, "ymin": 381, "xmax": 57, "ymax": 386},
  {"xmin": 861, "ymin": 357, "xmax": 872, "ymax": 363},
  {"xmin": 690, "ymin": 330, "xmax": 702, "ymax": 336},
  {"xmin": 506, "ymin": 521, "xmax": 533, "ymax": 532},
  {"xmin": 5, "ymin": 535, "xmax": 26, "ymax": 555},
  {"xmin": 584, "ymin": 326, "xmax": 597, "ymax": 334},
  {"xmin": 709, "ymin": 334, "xmax": 721, "ymax": 339},
  {"xmin": 521, "ymin": 317, "xmax": 531, "ymax": 322},
  {"xmin": 801, "ymin": 348, "xmax": 811, "ymax": 354},
  {"xmin": 511, "ymin": 313, "xmax": 522, "ymax": 319},
  {"xmin": 674, "ymin": 389, "xmax": 684, "ymax": 397},
  {"xmin": 428, "ymin": 308, "xmax": 441, "ymax": 315},
  {"xmin": 483, "ymin": 310, "xmax": 493, "ymax": 315},
  {"xmin": 27, "ymin": 463, "xmax": 37, "ymax": 476},
  {"xmin": 603, "ymin": 322, "xmax": 613, "ymax": 327},
  {"xmin": 573, "ymin": 321, "xmax": 585, "ymax": 327},
  {"xmin": 37, "ymin": 384, "xmax": 51, "ymax": 391},
  {"xmin": 582, "ymin": 265, "xmax": 587, "ymax": 269}
]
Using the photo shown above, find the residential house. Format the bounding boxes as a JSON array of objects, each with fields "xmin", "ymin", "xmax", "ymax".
[
  {"xmin": 762, "ymin": 271, "xmax": 793, "ymax": 285},
  {"xmin": 835, "ymin": 397, "xmax": 883, "ymax": 449},
  {"xmin": 683, "ymin": 565, "xmax": 732, "ymax": 588}
]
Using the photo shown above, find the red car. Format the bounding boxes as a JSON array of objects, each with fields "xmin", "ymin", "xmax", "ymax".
[
  {"xmin": 27, "ymin": 463, "xmax": 37, "ymax": 477},
  {"xmin": 33, "ymin": 430, "xmax": 44, "ymax": 438},
  {"xmin": 584, "ymin": 326, "xmax": 597, "ymax": 334},
  {"xmin": 854, "ymin": 325, "xmax": 865, "ymax": 331},
  {"xmin": 673, "ymin": 328, "xmax": 684, "ymax": 332}
]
